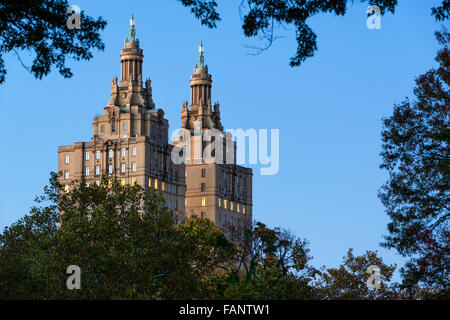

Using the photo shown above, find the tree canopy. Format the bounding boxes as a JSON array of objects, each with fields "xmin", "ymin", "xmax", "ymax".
[
  {"xmin": 379, "ymin": 28, "xmax": 449, "ymax": 296},
  {"xmin": 0, "ymin": 0, "xmax": 106, "ymax": 84},
  {"xmin": 177, "ymin": 0, "xmax": 449, "ymax": 67}
]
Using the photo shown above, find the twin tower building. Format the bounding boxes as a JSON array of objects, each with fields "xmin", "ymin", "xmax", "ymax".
[{"xmin": 58, "ymin": 16, "xmax": 252, "ymax": 240}]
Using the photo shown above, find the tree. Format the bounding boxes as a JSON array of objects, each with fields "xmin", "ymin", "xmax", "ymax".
[
  {"xmin": 221, "ymin": 222, "xmax": 316, "ymax": 299},
  {"xmin": 0, "ymin": 173, "xmax": 235, "ymax": 299},
  {"xmin": 313, "ymin": 248, "xmax": 397, "ymax": 299},
  {"xmin": 0, "ymin": 0, "xmax": 106, "ymax": 84},
  {"xmin": 176, "ymin": 0, "xmax": 449, "ymax": 67},
  {"xmin": 379, "ymin": 28, "xmax": 449, "ymax": 296}
]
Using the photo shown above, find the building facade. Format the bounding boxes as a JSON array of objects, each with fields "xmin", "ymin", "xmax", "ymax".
[{"xmin": 58, "ymin": 17, "xmax": 252, "ymax": 240}]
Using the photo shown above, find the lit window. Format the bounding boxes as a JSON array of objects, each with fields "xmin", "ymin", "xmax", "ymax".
[
  {"xmin": 65, "ymin": 155, "xmax": 69, "ymax": 164},
  {"xmin": 96, "ymin": 150, "xmax": 101, "ymax": 159},
  {"xmin": 148, "ymin": 178, "xmax": 152, "ymax": 187},
  {"xmin": 108, "ymin": 180, "xmax": 112, "ymax": 188},
  {"xmin": 162, "ymin": 181, "xmax": 165, "ymax": 191},
  {"xmin": 121, "ymin": 148, "xmax": 126, "ymax": 157},
  {"xmin": 64, "ymin": 171, "xmax": 69, "ymax": 180},
  {"xmin": 243, "ymin": 206, "xmax": 246, "ymax": 214},
  {"xmin": 108, "ymin": 165, "xmax": 113, "ymax": 174},
  {"xmin": 132, "ymin": 162, "xmax": 136, "ymax": 172},
  {"xmin": 237, "ymin": 204, "xmax": 240, "ymax": 213},
  {"xmin": 109, "ymin": 149, "xmax": 113, "ymax": 159},
  {"xmin": 154, "ymin": 178, "xmax": 158, "ymax": 190},
  {"xmin": 224, "ymin": 199, "xmax": 227, "ymax": 209},
  {"xmin": 123, "ymin": 122, "xmax": 128, "ymax": 130},
  {"xmin": 218, "ymin": 198, "xmax": 221, "ymax": 207},
  {"xmin": 132, "ymin": 146, "xmax": 136, "ymax": 157},
  {"xmin": 85, "ymin": 152, "xmax": 90, "ymax": 161},
  {"xmin": 121, "ymin": 164, "xmax": 126, "ymax": 173},
  {"xmin": 131, "ymin": 178, "xmax": 136, "ymax": 186},
  {"xmin": 64, "ymin": 185, "xmax": 69, "ymax": 192},
  {"xmin": 121, "ymin": 179, "xmax": 125, "ymax": 186},
  {"xmin": 95, "ymin": 166, "xmax": 100, "ymax": 175},
  {"xmin": 85, "ymin": 167, "xmax": 90, "ymax": 176},
  {"xmin": 230, "ymin": 202, "xmax": 234, "ymax": 211},
  {"xmin": 201, "ymin": 197, "xmax": 206, "ymax": 207}
]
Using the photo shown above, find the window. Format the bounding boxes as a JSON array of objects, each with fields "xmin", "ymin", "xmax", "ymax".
[
  {"xmin": 173, "ymin": 185, "xmax": 177, "ymax": 195},
  {"xmin": 85, "ymin": 152, "xmax": 90, "ymax": 161},
  {"xmin": 121, "ymin": 148, "xmax": 126, "ymax": 157},
  {"xmin": 132, "ymin": 146, "xmax": 136, "ymax": 157},
  {"xmin": 218, "ymin": 198, "xmax": 221, "ymax": 207},
  {"xmin": 175, "ymin": 200, "xmax": 178, "ymax": 209},
  {"xmin": 64, "ymin": 185, "xmax": 69, "ymax": 192},
  {"xmin": 112, "ymin": 124, "xmax": 116, "ymax": 132},
  {"xmin": 162, "ymin": 181, "xmax": 165, "ymax": 191},
  {"xmin": 168, "ymin": 184, "xmax": 172, "ymax": 193},
  {"xmin": 201, "ymin": 168, "xmax": 206, "ymax": 177},
  {"xmin": 243, "ymin": 206, "xmax": 246, "ymax": 214},
  {"xmin": 237, "ymin": 204, "xmax": 240, "ymax": 213},
  {"xmin": 131, "ymin": 178, "xmax": 136, "ymax": 186},
  {"xmin": 101, "ymin": 125, "xmax": 105, "ymax": 132},
  {"xmin": 65, "ymin": 155, "xmax": 70, "ymax": 164},
  {"xmin": 109, "ymin": 149, "xmax": 113, "ymax": 159},
  {"xmin": 95, "ymin": 180, "xmax": 100, "ymax": 186},
  {"xmin": 201, "ymin": 197, "xmax": 206, "ymax": 207},
  {"xmin": 224, "ymin": 199, "xmax": 227, "ymax": 209},
  {"xmin": 230, "ymin": 202, "xmax": 234, "ymax": 211},
  {"xmin": 85, "ymin": 167, "xmax": 90, "ymax": 176},
  {"xmin": 121, "ymin": 179, "xmax": 125, "ymax": 186},
  {"xmin": 224, "ymin": 171, "xmax": 227, "ymax": 180},
  {"xmin": 168, "ymin": 199, "xmax": 172, "ymax": 208},
  {"xmin": 132, "ymin": 162, "xmax": 136, "ymax": 172},
  {"xmin": 154, "ymin": 178, "xmax": 158, "ymax": 190},
  {"xmin": 148, "ymin": 178, "xmax": 152, "ymax": 188},
  {"xmin": 201, "ymin": 212, "xmax": 205, "ymax": 219},
  {"xmin": 123, "ymin": 122, "xmax": 128, "ymax": 130},
  {"xmin": 201, "ymin": 183, "xmax": 205, "ymax": 192},
  {"xmin": 95, "ymin": 166, "xmax": 100, "ymax": 175},
  {"xmin": 96, "ymin": 150, "xmax": 101, "ymax": 159},
  {"xmin": 64, "ymin": 171, "xmax": 69, "ymax": 180},
  {"xmin": 108, "ymin": 165, "xmax": 113, "ymax": 174},
  {"xmin": 121, "ymin": 164, "xmax": 126, "ymax": 173}
]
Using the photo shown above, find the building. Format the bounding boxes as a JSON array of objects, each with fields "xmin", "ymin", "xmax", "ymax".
[{"xmin": 58, "ymin": 16, "xmax": 252, "ymax": 240}]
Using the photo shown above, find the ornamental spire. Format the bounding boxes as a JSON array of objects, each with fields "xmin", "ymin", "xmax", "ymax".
[
  {"xmin": 127, "ymin": 14, "xmax": 137, "ymax": 43},
  {"xmin": 196, "ymin": 41, "xmax": 207, "ymax": 71}
]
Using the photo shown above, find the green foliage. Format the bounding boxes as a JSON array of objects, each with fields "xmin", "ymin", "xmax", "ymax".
[
  {"xmin": 0, "ymin": 0, "xmax": 106, "ymax": 83},
  {"xmin": 379, "ymin": 28, "xmax": 449, "ymax": 293},
  {"xmin": 314, "ymin": 248, "xmax": 397, "ymax": 299},
  {"xmin": 0, "ymin": 173, "xmax": 235, "ymax": 299},
  {"xmin": 221, "ymin": 222, "xmax": 316, "ymax": 299},
  {"xmin": 176, "ymin": 1, "xmax": 448, "ymax": 67}
]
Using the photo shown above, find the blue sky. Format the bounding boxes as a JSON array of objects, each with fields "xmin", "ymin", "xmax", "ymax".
[{"xmin": 0, "ymin": 0, "xmax": 445, "ymax": 280}]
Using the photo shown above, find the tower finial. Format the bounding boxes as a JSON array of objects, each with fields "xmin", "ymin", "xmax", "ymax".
[
  {"xmin": 128, "ymin": 14, "xmax": 136, "ymax": 43},
  {"xmin": 197, "ymin": 41, "xmax": 205, "ymax": 70}
]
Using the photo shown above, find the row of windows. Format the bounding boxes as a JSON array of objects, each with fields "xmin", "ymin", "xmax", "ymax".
[
  {"xmin": 218, "ymin": 198, "xmax": 246, "ymax": 214},
  {"xmin": 148, "ymin": 178, "xmax": 178, "ymax": 195},
  {"xmin": 64, "ymin": 147, "xmax": 138, "ymax": 165}
]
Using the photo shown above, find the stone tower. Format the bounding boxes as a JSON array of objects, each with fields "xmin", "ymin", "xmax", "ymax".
[{"xmin": 58, "ymin": 18, "xmax": 252, "ymax": 241}]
